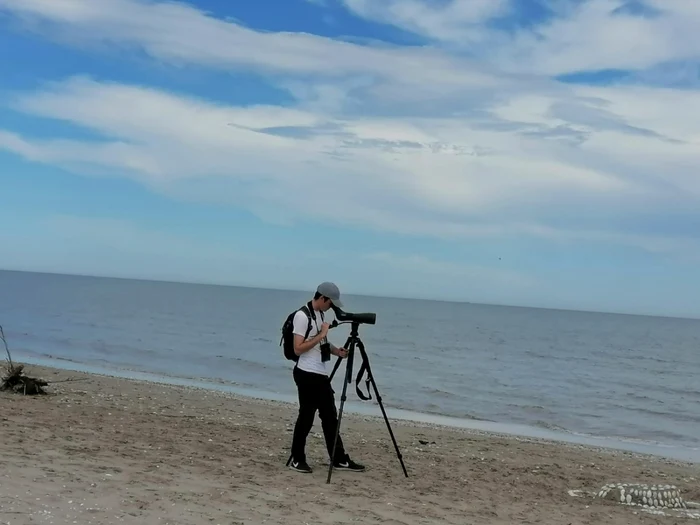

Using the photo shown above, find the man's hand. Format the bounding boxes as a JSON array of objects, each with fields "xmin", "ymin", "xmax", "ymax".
[
  {"xmin": 332, "ymin": 347, "xmax": 348, "ymax": 358},
  {"xmin": 320, "ymin": 322, "xmax": 331, "ymax": 337}
]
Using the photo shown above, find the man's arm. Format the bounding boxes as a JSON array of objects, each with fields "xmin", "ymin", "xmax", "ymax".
[
  {"xmin": 292, "ymin": 311, "xmax": 328, "ymax": 356},
  {"xmin": 294, "ymin": 331, "xmax": 325, "ymax": 356}
]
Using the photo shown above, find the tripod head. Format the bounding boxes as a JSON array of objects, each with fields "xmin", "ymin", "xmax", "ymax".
[{"xmin": 330, "ymin": 304, "xmax": 376, "ymax": 326}]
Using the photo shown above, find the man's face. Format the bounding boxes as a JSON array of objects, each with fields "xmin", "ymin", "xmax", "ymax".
[{"xmin": 320, "ymin": 298, "xmax": 333, "ymax": 312}]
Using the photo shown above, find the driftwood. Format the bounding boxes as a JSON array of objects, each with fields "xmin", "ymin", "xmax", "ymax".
[{"xmin": 1, "ymin": 324, "xmax": 49, "ymax": 395}]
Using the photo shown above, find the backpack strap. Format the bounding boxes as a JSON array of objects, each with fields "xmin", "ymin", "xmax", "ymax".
[
  {"xmin": 300, "ymin": 303, "xmax": 313, "ymax": 341},
  {"xmin": 298, "ymin": 302, "xmax": 325, "ymax": 347}
]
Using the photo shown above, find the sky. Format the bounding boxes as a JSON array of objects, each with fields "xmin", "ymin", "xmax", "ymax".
[{"xmin": 0, "ymin": 0, "xmax": 699, "ymax": 318}]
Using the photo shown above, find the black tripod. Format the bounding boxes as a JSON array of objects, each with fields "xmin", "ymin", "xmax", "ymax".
[{"xmin": 325, "ymin": 320, "xmax": 409, "ymax": 484}]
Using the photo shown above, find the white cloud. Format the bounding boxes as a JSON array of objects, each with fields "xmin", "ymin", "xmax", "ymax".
[
  {"xmin": 340, "ymin": 0, "xmax": 700, "ymax": 76},
  {"xmin": 0, "ymin": 0, "xmax": 498, "ymax": 91},
  {"xmin": 0, "ymin": 0, "xmax": 699, "ymax": 260},
  {"xmin": 499, "ymin": 0, "xmax": 700, "ymax": 76},
  {"xmin": 341, "ymin": 0, "xmax": 510, "ymax": 43}
]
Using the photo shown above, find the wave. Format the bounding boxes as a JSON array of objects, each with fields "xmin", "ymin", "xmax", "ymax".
[
  {"xmin": 531, "ymin": 420, "xmax": 572, "ymax": 433},
  {"xmin": 421, "ymin": 387, "xmax": 466, "ymax": 401},
  {"xmin": 413, "ymin": 403, "xmax": 486, "ymax": 421},
  {"xmin": 623, "ymin": 405, "xmax": 700, "ymax": 425}
]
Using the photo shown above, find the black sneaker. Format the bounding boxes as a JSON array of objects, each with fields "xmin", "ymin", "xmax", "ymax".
[
  {"xmin": 333, "ymin": 457, "xmax": 366, "ymax": 472},
  {"xmin": 289, "ymin": 458, "xmax": 312, "ymax": 473}
]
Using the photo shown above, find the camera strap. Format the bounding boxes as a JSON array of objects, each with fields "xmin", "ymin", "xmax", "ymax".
[{"xmin": 354, "ymin": 344, "xmax": 373, "ymax": 401}]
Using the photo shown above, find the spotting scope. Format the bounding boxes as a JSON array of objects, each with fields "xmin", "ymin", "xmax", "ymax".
[{"xmin": 330, "ymin": 304, "xmax": 376, "ymax": 325}]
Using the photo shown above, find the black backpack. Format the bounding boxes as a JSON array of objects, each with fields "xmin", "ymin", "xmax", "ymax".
[{"xmin": 280, "ymin": 302, "xmax": 324, "ymax": 361}]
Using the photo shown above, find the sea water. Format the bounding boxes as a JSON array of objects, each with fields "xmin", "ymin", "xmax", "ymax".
[{"xmin": 1, "ymin": 270, "xmax": 699, "ymax": 462}]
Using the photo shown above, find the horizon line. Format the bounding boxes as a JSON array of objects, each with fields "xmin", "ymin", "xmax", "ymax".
[{"xmin": 2, "ymin": 267, "xmax": 698, "ymax": 322}]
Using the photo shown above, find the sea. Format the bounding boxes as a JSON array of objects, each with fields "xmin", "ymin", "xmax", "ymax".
[{"xmin": 1, "ymin": 269, "xmax": 699, "ymax": 463}]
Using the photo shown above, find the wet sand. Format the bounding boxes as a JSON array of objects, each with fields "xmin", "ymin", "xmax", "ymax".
[{"xmin": 1, "ymin": 363, "xmax": 699, "ymax": 524}]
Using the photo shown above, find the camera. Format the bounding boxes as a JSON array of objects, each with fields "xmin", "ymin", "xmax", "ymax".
[{"xmin": 320, "ymin": 339, "xmax": 331, "ymax": 362}]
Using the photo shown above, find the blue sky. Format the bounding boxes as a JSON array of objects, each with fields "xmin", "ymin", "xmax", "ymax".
[{"xmin": 1, "ymin": 0, "xmax": 699, "ymax": 318}]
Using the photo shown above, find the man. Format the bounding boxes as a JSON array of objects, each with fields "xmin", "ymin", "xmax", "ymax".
[{"xmin": 288, "ymin": 281, "xmax": 366, "ymax": 474}]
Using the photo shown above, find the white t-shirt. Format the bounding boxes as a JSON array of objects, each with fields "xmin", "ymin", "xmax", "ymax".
[{"xmin": 292, "ymin": 307, "xmax": 328, "ymax": 376}]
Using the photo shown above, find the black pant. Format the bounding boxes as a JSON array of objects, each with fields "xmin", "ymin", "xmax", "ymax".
[{"xmin": 291, "ymin": 366, "xmax": 347, "ymax": 463}]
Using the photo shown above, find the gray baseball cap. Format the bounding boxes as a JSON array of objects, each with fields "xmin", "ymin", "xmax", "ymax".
[{"xmin": 317, "ymin": 281, "xmax": 343, "ymax": 307}]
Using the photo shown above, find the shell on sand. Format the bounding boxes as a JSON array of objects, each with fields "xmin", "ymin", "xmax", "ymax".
[{"xmin": 595, "ymin": 483, "xmax": 687, "ymax": 510}]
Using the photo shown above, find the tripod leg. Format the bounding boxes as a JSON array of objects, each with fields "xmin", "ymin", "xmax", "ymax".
[
  {"xmin": 358, "ymin": 344, "xmax": 409, "ymax": 478},
  {"xmin": 329, "ymin": 333, "xmax": 354, "ymax": 382},
  {"xmin": 328, "ymin": 354, "xmax": 343, "ymax": 382},
  {"xmin": 326, "ymin": 336, "xmax": 355, "ymax": 484}
]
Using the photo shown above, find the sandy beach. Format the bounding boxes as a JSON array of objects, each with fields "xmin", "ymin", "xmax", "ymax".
[{"xmin": 1, "ymin": 363, "xmax": 699, "ymax": 525}]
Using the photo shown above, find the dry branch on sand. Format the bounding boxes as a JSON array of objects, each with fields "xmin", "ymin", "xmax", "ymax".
[
  {"xmin": 1, "ymin": 363, "xmax": 49, "ymax": 395},
  {"xmin": 1, "ymin": 324, "xmax": 49, "ymax": 395}
]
